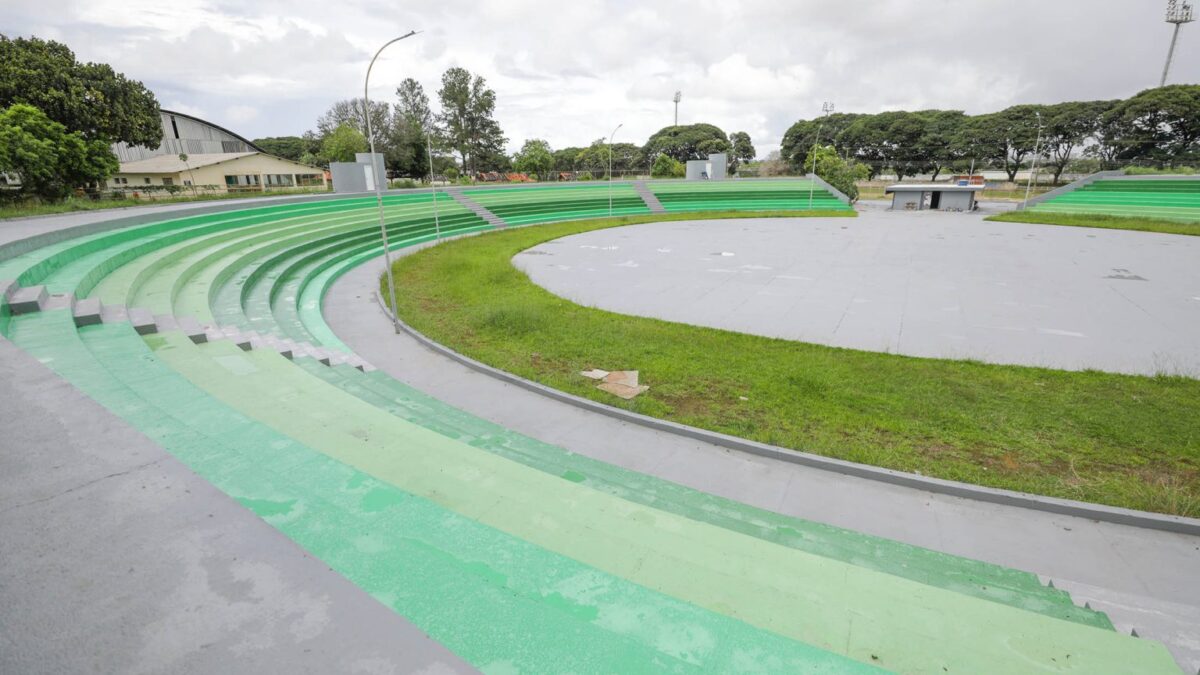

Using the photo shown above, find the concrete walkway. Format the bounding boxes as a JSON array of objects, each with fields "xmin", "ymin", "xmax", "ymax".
[
  {"xmin": 515, "ymin": 211, "xmax": 1200, "ymax": 377},
  {"xmin": 0, "ymin": 339, "xmax": 475, "ymax": 675},
  {"xmin": 326, "ymin": 239, "xmax": 1200, "ymax": 673}
]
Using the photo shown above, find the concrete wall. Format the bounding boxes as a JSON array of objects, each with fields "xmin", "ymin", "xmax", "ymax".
[
  {"xmin": 890, "ymin": 191, "xmax": 923, "ymax": 210},
  {"xmin": 939, "ymin": 191, "xmax": 975, "ymax": 211},
  {"xmin": 707, "ymin": 154, "xmax": 728, "ymax": 180}
]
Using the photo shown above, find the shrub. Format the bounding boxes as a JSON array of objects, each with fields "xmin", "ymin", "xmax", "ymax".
[
  {"xmin": 1124, "ymin": 165, "xmax": 1197, "ymax": 176},
  {"xmin": 803, "ymin": 145, "xmax": 868, "ymax": 201}
]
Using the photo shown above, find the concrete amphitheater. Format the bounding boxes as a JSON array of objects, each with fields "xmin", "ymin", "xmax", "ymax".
[{"xmin": 1, "ymin": 179, "xmax": 1198, "ymax": 674}]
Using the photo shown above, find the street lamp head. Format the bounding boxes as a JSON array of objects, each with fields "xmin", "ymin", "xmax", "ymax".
[{"xmin": 822, "ymin": 101, "xmax": 835, "ymax": 115}]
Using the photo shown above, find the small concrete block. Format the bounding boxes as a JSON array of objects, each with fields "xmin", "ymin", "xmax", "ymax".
[
  {"xmin": 8, "ymin": 286, "xmax": 48, "ymax": 314},
  {"xmin": 129, "ymin": 308, "xmax": 157, "ymax": 335},
  {"xmin": 177, "ymin": 317, "xmax": 207, "ymax": 344},
  {"xmin": 0, "ymin": 279, "xmax": 17, "ymax": 299},
  {"xmin": 72, "ymin": 297, "xmax": 103, "ymax": 328}
]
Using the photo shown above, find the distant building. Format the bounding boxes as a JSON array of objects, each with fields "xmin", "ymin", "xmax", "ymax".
[
  {"xmin": 108, "ymin": 152, "xmax": 326, "ymax": 192},
  {"xmin": 108, "ymin": 109, "xmax": 325, "ymax": 193}
]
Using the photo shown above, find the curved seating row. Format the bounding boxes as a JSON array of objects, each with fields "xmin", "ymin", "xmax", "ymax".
[
  {"xmin": 649, "ymin": 179, "xmax": 851, "ymax": 212},
  {"xmin": 1028, "ymin": 178, "xmax": 1200, "ymax": 222},
  {"xmin": 0, "ymin": 186, "xmax": 1179, "ymax": 673}
]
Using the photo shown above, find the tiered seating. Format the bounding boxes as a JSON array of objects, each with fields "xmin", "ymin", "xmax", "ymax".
[
  {"xmin": 650, "ymin": 179, "xmax": 852, "ymax": 212},
  {"xmin": 1029, "ymin": 178, "xmax": 1200, "ymax": 221},
  {"xmin": 0, "ymin": 187, "xmax": 1181, "ymax": 673},
  {"xmin": 462, "ymin": 183, "xmax": 651, "ymax": 225}
]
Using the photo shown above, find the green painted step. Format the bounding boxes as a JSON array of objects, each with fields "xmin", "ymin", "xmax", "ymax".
[
  {"xmin": 146, "ymin": 330, "xmax": 1168, "ymax": 674},
  {"xmin": 8, "ymin": 311, "xmax": 862, "ymax": 673}
]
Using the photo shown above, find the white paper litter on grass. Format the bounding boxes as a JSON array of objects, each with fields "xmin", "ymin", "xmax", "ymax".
[{"xmin": 580, "ymin": 369, "xmax": 609, "ymax": 380}]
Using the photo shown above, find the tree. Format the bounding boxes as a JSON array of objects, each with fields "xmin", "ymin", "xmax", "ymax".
[
  {"xmin": 0, "ymin": 104, "xmax": 118, "ymax": 202},
  {"xmin": 552, "ymin": 147, "xmax": 585, "ymax": 174},
  {"xmin": 321, "ymin": 124, "xmax": 368, "ymax": 163},
  {"xmin": 643, "ymin": 123, "xmax": 730, "ymax": 162},
  {"xmin": 576, "ymin": 139, "xmax": 644, "ymax": 176},
  {"xmin": 513, "ymin": 139, "xmax": 554, "ymax": 179},
  {"xmin": 914, "ymin": 110, "xmax": 968, "ymax": 180},
  {"xmin": 436, "ymin": 67, "xmax": 507, "ymax": 175},
  {"xmin": 729, "ymin": 132, "xmax": 755, "ymax": 174},
  {"xmin": 651, "ymin": 153, "xmax": 685, "ymax": 178},
  {"xmin": 840, "ymin": 111, "xmax": 927, "ymax": 180},
  {"xmin": 0, "ymin": 35, "xmax": 161, "ymax": 147},
  {"xmin": 780, "ymin": 113, "xmax": 863, "ymax": 170},
  {"xmin": 317, "ymin": 98, "xmax": 391, "ymax": 147},
  {"xmin": 1039, "ymin": 101, "xmax": 1104, "ymax": 184},
  {"xmin": 1085, "ymin": 101, "xmax": 1130, "ymax": 169},
  {"xmin": 804, "ymin": 144, "xmax": 868, "ymax": 201},
  {"xmin": 388, "ymin": 78, "xmax": 433, "ymax": 178},
  {"xmin": 252, "ymin": 136, "xmax": 315, "ymax": 161},
  {"xmin": 960, "ymin": 105, "xmax": 1045, "ymax": 181},
  {"xmin": 1106, "ymin": 85, "xmax": 1200, "ymax": 166}
]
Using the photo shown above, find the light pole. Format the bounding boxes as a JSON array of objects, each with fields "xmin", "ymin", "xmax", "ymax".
[
  {"xmin": 364, "ymin": 30, "xmax": 419, "ymax": 333},
  {"xmin": 809, "ymin": 101, "xmax": 834, "ymax": 210},
  {"xmin": 608, "ymin": 122, "xmax": 623, "ymax": 217},
  {"xmin": 673, "ymin": 91, "xmax": 681, "ymax": 126},
  {"xmin": 426, "ymin": 128, "xmax": 441, "ymax": 241},
  {"xmin": 1023, "ymin": 111, "xmax": 1044, "ymax": 209},
  {"xmin": 1161, "ymin": 0, "xmax": 1195, "ymax": 86}
]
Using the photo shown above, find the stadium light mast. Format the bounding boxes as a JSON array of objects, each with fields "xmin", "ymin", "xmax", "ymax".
[
  {"xmin": 608, "ymin": 122, "xmax": 623, "ymax": 217},
  {"xmin": 808, "ymin": 101, "xmax": 834, "ymax": 210},
  {"xmin": 673, "ymin": 91, "xmax": 682, "ymax": 126},
  {"xmin": 364, "ymin": 30, "xmax": 420, "ymax": 334},
  {"xmin": 1161, "ymin": 0, "xmax": 1195, "ymax": 86}
]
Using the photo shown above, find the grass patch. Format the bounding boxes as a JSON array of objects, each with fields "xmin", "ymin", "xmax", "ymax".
[
  {"xmin": 0, "ymin": 189, "xmax": 331, "ymax": 220},
  {"xmin": 387, "ymin": 211, "xmax": 1200, "ymax": 516},
  {"xmin": 987, "ymin": 210, "xmax": 1200, "ymax": 236}
]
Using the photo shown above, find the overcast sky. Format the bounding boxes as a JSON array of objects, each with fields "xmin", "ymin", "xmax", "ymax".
[{"xmin": 3, "ymin": 0, "xmax": 1198, "ymax": 158}]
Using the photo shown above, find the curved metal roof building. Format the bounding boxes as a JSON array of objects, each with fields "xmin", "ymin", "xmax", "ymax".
[{"xmin": 111, "ymin": 109, "xmax": 263, "ymax": 163}]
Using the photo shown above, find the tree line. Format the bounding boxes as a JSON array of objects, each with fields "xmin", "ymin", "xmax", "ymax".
[
  {"xmin": 0, "ymin": 35, "xmax": 162, "ymax": 202},
  {"xmin": 262, "ymin": 68, "xmax": 758, "ymax": 182},
  {"xmin": 780, "ymin": 85, "xmax": 1200, "ymax": 184}
]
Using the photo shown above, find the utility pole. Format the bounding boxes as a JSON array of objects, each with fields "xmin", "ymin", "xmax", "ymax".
[
  {"xmin": 1161, "ymin": 0, "xmax": 1195, "ymax": 86},
  {"xmin": 808, "ymin": 101, "xmax": 834, "ymax": 210},
  {"xmin": 673, "ymin": 91, "xmax": 681, "ymax": 126}
]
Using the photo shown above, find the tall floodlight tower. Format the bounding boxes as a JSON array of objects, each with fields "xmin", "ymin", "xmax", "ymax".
[
  {"xmin": 673, "ymin": 91, "xmax": 682, "ymax": 126},
  {"xmin": 1161, "ymin": 0, "xmax": 1195, "ymax": 86}
]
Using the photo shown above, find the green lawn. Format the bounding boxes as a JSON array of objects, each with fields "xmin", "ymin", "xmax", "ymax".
[
  {"xmin": 0, "ymin": 188, "xmax": 331, "ymax": 220},
  {"xmin": 987, "ymin": 210, "xmax": 1200, "ymax": 236},
  {"xmin": 387, "ymin": 211, "xmax": 1200, "ymax": 516}
]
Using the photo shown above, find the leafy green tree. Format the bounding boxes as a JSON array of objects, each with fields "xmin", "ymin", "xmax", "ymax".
[
  {"xmin": 840, "ymin": 111, "xmax": 927, "ymax": 180},
  {"xmin": 513, "ymin": 139, "xmax": 554, "ymax": 179},
  {"xmin": 780, "ymin": 113, "xmax": 863, "ymax": 170},
  {"xmin": 316, "ymin": 97, "xmax": 391, "ymax": 143},
  {"xmin": 960, "ymin": 105, "xmax": 1045, "ymax": 181},
  {"xmin": 914, "ymin": 110, "xmax": 968, "ymax": 180},
  {"xmin": 552, "ymin": 147, "xmax": 584, "ymax": 174},
  {"xmin": 321, "ymin": 123, "xmax": 368, "ymax": 163},
  {"xmin": 576, "ymin": 139, "xmax": 643, "ymax": 175},
  {"xmin": 1107, "ymin": 85, "xmax": 1200, "ymax": 166},
  {"xmin": 387, "ymin": 78, "xmax": 432, "ymax": 178},
  {"xmin": 0, "ymin": 35, "xmax": 161, "ymax": 146},
  {"xmin": 1039, "ymin": 101, "xmax": 1105, "ymax": 183},
  {"xmin": 0, "ymin": 103, "xmax": 118, "ymax": 201},
  {"xmin": 651, "ymin": 153, "xmax": 685, "ymax": 178},
  {"xmin": 643, "ymin": 123, "xmax": 730, "ymax": 162},
  {"xmin": 729, "ymin": 132, "xmax": 755, "ymax": 173},
  {"xmin": 252, "ymin": 136, "xmax": 313, "ymax": 161},
  {"xmin": 436, "ymin": 67, "xmax": 507, "ymax": 175},
  {"xmin": 804, "ymin": 144, "xmax": 868, "ymax": 201}
]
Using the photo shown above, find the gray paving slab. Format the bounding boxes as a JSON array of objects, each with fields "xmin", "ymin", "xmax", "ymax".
[
  {"xmin": 515, "ymin": 213, "xmax": 1200, "ymax": 376},
  {"xmin": 0, "ymin": 339, "xmax": 475, "ymax": 675},
  {"xmin": 327, "ymin": 244, "xmax": 1200, "ymax": 673}
]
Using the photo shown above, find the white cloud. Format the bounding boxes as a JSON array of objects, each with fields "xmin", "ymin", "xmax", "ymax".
[{"xmin": 2, "ymin": 0, "xmax": 1197, "ymax": 158}]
